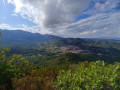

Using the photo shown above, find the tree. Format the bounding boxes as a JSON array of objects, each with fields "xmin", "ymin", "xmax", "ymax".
[
  {"xmin": 0, "ymin": 33, "xmax": 33, "ymax": 89},
  {"xmin": 0, "ymin": 48, "xmax": 33, "ymax": 89}
]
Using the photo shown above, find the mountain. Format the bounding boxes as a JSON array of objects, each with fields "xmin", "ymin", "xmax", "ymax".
[
  {"xmin": 0, "ymin": 30, "xmax": 61, "ymax": 47},
  {"xmin": 1, "ymin": 29, "xmax": 120, "ymax": 64}
]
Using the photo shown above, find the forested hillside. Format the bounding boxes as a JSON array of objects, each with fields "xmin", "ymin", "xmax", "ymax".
[
  {"xmin": 0, "ymin": 48, "xmax": 120, "ymax": 89},
  {"xmin": 1, "ymin": 30, "xmax": 120, "ymax": 64},
  {"xmin": 0, "ymin": 30, "xmax": 60, "ymax": 47},
  {"xmin": 0, "ymin": 30, "xmax": 120, "ymax": 89}
]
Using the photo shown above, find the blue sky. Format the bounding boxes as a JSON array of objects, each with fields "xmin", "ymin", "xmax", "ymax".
[
  {"xmin": 0, "ymin": 0, "xmax": 35, "ymax": 28},
  {"xmin": 0, "ymin": 0, "xmax": 120, "ymax": 39}
]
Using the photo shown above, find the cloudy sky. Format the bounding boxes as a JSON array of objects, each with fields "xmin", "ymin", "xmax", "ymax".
[{"xmin": 0, "ymin": 0, "xmax": 120, "ymax": 39}]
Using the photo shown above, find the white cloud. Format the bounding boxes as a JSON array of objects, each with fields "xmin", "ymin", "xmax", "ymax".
[
  {"xmin": 18, "ymin": 24, "xmax": 41, "ymax": 33},
  {"xmin": 51, "ymin": 12, "xmax": 120, "ymax": 38},
  {"xmin": 0, "ymin": 23, "xmax": 12, "ymax": 30},
  {"xmin": 8, "ymin": 0, "xmax": 90, "ymax": 32},
  {"xmin": 11, "ymin": 14, "xmax": 18, "ymax": 17},
  {"xmin": 0, "ymin": 23, "xmax": 40, "ymax": 33},
  {"xmin": 7, "ymin": 0, "xmax": 120, "ymax": 39},
  {"xmin": 86, "ymin": 0, "xmax": 119, "ymax": 14}
]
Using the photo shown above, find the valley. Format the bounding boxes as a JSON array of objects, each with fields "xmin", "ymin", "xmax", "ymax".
[
  {"xmin": 0, "ymin": 30, "xmax": 120, "ymax": 89},
  {"xmin": 1, "ymin": 0, "xmax": 120, "ymax": 89},
  {"xmin": 1, "ymin": 30, "xmax": 120, "ymax": 65}
]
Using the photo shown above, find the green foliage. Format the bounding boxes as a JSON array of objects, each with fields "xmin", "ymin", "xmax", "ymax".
[
  {"xmin": 1, "ymin": 47, "xmax": 120, "ymax": 90},
  {"xmin": 0, "ymin": 48, "xmax": 33, "ymax": 89},
  {"xmin": 9, "ymin": 54, "xmax": 33, "ymax": 75},
  {"xmin": 55, "ymin": 61, "xmax": 120, "ymax": 89},
  {"xmin": 27, "ymin": 55, "xmax": 57, "ymax": 66},
  {"xmin": 47, "ymin": 53, "xmax": 85, "ymax": 66}
]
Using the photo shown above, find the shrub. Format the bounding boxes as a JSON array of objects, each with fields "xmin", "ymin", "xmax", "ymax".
[{"xmin": 55, "ymin": 61, "xmax": 120, "ymax": 89}]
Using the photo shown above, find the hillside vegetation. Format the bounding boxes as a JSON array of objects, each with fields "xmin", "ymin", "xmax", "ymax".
[
  {"xmin": 0, "ymin": 47, "xmax": 120, "ymax": 90},
  {"xmin": 0, "ymin": 30, "xmax": 120, "ymax": 89}
]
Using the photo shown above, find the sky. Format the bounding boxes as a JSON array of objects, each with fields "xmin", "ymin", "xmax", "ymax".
[{"xmin": 0, "ymin": 0, "xmax": 120, "ymax": 39}]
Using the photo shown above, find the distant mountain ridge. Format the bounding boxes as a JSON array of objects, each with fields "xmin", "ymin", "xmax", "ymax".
[
  {"xmin": 0, "ymin": 30, "xmax": 61, "ymax": 47},
  {"xmin": 1, "ymin": 29, "xmax": 120, "ymax": 64},
  {"xmin": 1, "ymin": 29, "xmax": 120, "ymax": 48}
]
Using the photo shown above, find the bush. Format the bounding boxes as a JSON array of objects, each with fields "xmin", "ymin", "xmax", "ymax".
[
  {"xmin": 55, "ymin": 61, "xmax": 120, "ymax": 89},
  {"xmin": 12, "ymin": 68, "xmax": 58, "ymax": 90}
]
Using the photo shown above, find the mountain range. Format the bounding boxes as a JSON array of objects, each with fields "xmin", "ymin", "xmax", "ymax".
[
  {"xmin": 1, "ymin": 29, "xmax": 120, "ymax": 48},
  {"xmin": 1, "ymin": 29, "xmax": 120, "ymax": 64},
  {"xmin": 1, "ymin": 29, "xmax": 120, "ymax": 47},
  {"xmin": 0, "ymin": 30, "xmax": 60, "ymax": 47}
]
